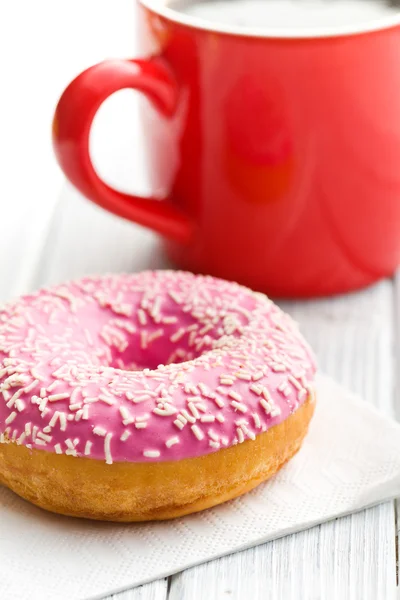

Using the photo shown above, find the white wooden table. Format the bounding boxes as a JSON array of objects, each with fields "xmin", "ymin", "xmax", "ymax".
[{"xmin": 1, "ymin": 1, "xmax": 399, "ymax": 598}]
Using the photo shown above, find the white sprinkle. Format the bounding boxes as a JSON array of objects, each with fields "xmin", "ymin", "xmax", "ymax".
[
  {"xmin": 257, "ymin": 386, "xmax": 270, "ymax": 403},
  {"xmin": 214, "ymin": 396, "xmax": 225, "ymax": 408},
  {"xmin": 83, "ymin": 328, "xmax": 94, "ymax": 346},
  {"xmin": 15, "ymin": 399, "xmax": 25, "ymax": 412},
  {"xmin": 169, "ymin": 290, "xmax": 182, "ymax": 304},
  {"xmin": 228, "ymin": 390, "xmax": 242, "ymax": 402},
  {"xmin": 247, "ymin": 429, "xmax": 256, "ymax": 441},
  {"xmin": 188, "ymin": 402, "xmax": 200, "ymax": 419},
  {"xmin": 250, "ymin": 384, "xmax": 263, "ymax": 396},
  {"xmin": 84, "ymin": 397, "xmax": 98, "ymax": 404},
  {"xmin": 54, "ymin": 443, "xmax": 62, "ymax": 454},
  {"xmin": 5, "ymin": 411, "xmax": 17, "ymax": 425},
  {"xmin": 143, "ymin": 449, "xmax": 160, "ymax": 458},
  {"xmin": 235, "ymin": 372, "xmax": 252, "ymax": 381},
  {"xmin": 200, "ymin": 415, "xmax": 215, "ymax": 423},
  {"xmin": 84, "ymin": 441, "xmax": 92, "ymax": 455},
  {"xmin": 70, "ymin": 387, "xmax": 82, "ymax": 405},
  {"xmin": 260, "ymin": 399, "xmax": 272, "ymax": 414},
  {"xmin": 35, "ymin": 438, "xmax": 46, "ymax": 446},
  {"xmin": 198, "ymin": 383, "xmax": 211, "ymax": 397},
  {"xmin": 271, "ymin": 405, "xmax": 282, "ymax": 417},
  {"xmin": 48, "ymin": 393, "xmax": 70, "ymax": 402},
  {"xmin": 174, "ymin": 419, "xmax": 185, "ymax": 430},
  {"xmin": 119, "ymin": 406, "xmax": 132, "ymax": 422},
  {"xmin": 140, "ymin": 331, "xmax": 148, "ymax": 349},
  {"xmin": 170, "ymin": 327, "xmax": 186, "ymax": 343},
  {"xmin": 137, "ymin": 308, "xmax": 147, "ymax": 325},
  {"xmin": 216, "ymin": 386, "xmax": 229, "ymax": 396},
  {"xmin": 98, "ymin": 394, "xmax": 115, "ymax": 406},
  {"xmin": 252, "ymin": 371, "xmax": 264, "ymax": 381},
  {"xmin": 278, "ymin": 383, "xmax": 291, "ymax": 397},
  {"xmin": 47, "ymin": 380, "xmax": 62, "ymax": 392},
  {"xmin": 148, "ymin": 329, "xmax": 164, "ymax": 344},
  {"xmin": 48, "ymin": 411, "xmax": 60, "ymax": 429},
  {"xmin": 131, "ymin": 394, "xmax": 150, "ymax": 404},
  {"xmin": 300, "ymin": 375, "xmax": 311, "ymax": 390},
  {"xmin": 37, "ymin": 431, "xmax": 52, "ymax": 443},
  {"xmin": 6, "ymin": 388, "xmax": 24, "ymax": 408},
  {"xmin": 209, "ymin": 440, "xmax": 220, "ymax": 449},
  {"xmin": 30, "ymin": 368, "xmax": 45, "ymax": 381},
  {"xmin": 216, "ymin": 413, "xmax": 225, "ymax": 423},
  {"xmin": 177, "ymin": 414, "xmax": 188, "ymax": 424},
  {"xmin": 166, "ymin": 436, "xmax": 180, "ymax": 448},
  {"xmin": 219, "ymin": 378, "xmax": 234, "ymax": 386},
  {"xmin": 39, "ymin": 397, "xmax": 48, "ymax": 412},
  {"xmin": 288, "ymin": 375, "xmax": 302, "ymax": 390},
  {"xmin": 120, "ymin": 430, "xmax": 131, "ymax": 442},
  {"xmin": 24, "ymin": 422, "xmax": 32, "ymax": 436},
  {"xmin": 93, "ymin": 426, "xmax": 107, "ymax": 437},
  {"xmin": 135, "ymin": 422, "xmax": 147, "ymax": 429},
  {"xmin": 30, "ymin": 424, "xmax": 37, "ymax": 442},
  {"xmin": 236, "ymin": 427, "xmax": 245, "ymax": 444},
  {"xmin": 181, "ymin": 409, "xmax": 196, "ymax": 424},
  {"xmin": 252, "ymin": 413, "xmax": 262, "ymax": 429},
  {"xmin": 59, "ymin": 413, "xmax": 67, "ymax": 431},
  {"xmin": 208, "ymin": 429, "xmax": 219, "ymax": 441},
  {"xmin": 271, "ymin": 363, "xmax": 286, "ymax": 373},
  {"xmin": 104, "ymin": 433, "xmax": 113, "ymax": 464},
  {"xmin": 23, "ymin": 379, "xmax": 39, "ymax": 394},
  {"xmin": 298, "ymin": 388, "xmax": 307, "ymax": 401},
  {"xmin": 231, "ymin": 400, "xmax": 248, "ymax": 413},
  {"xmin": 151, "ymin": 295, "xmax": 162, "ymax": 319},
  {"xmin": 153, "ymin": 405, "xmax": 177, "ymax": 416},
  {"xmin": 162, "ymin": 315, "xmax": 178, "ymax": 324},
  {"xmin": 17, "ymin": 432, "xmax": 26, "ymax": 445},
  {"xmin": 1, "ymin": 389, "xmax": 11, "ymax": 401},
  {"xmin": 191, "ymin": 425, "xmax": 204, "ymax": 440},
  {"xmin": 136, "ymin": 414, "xmax": 149, "ymax": 422}
]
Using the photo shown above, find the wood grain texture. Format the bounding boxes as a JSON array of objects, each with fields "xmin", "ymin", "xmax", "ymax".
[{"xmin": 2, "ymin": 187, "xmax": 398, "ymax": 600}]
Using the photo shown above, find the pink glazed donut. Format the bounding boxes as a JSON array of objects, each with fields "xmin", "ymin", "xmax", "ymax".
[{"xmin": 0, "ymin": 271, "xmax": 316, "ymax": 521}]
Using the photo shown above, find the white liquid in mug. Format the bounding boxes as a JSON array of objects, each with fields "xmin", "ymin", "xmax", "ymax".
[{"xmin": 168, "ymin": 0, "xmax": 399, "ymax": 30}]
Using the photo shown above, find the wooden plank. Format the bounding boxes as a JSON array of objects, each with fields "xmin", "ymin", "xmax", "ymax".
[{"xmin": 169, "ymin": 281, "xmax": 397, "ymax": 600}]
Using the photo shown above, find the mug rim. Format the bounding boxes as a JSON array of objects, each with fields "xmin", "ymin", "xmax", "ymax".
[{"xmin": 139, "ymin": 0, "xmax": 400, "ymax": 39}]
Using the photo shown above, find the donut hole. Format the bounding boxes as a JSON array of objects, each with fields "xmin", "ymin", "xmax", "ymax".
[
  {"xmin": 104, "ymin": 313, "xmax": 224, "ymax": 371},
  {"xmin": 76, "ymin": 274, "xmax": 258, "ymax": 372}
]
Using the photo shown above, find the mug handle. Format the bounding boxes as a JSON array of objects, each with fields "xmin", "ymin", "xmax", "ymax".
[{"xmin": 52, "ymin": 59, "xmax": 193, "ymax": 244}]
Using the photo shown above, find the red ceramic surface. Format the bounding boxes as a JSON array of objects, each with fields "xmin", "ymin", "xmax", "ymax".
[{"xmin": 52, "ymin": 3, "xmax": 400, "ymax": 297}]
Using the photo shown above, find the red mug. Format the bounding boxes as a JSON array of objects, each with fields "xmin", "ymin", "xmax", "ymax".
[{"xmin": 53, "ymin": 2, "xmax": 400, "ymax": 298}]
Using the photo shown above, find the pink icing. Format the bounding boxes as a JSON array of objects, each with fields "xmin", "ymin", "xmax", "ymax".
[{"xmin": 0, "ymin": 271, "xmax": 316, "ymax": 464}]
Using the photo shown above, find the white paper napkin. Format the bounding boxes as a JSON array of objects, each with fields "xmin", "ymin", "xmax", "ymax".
[{"xmin": 1, "ymin": 374, "xmax": 400, "ymax": 600}]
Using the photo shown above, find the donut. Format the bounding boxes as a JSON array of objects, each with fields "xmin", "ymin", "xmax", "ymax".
[{"xmin": 0, "ymin": 271, "xmax": 316, "ymax": 521}]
